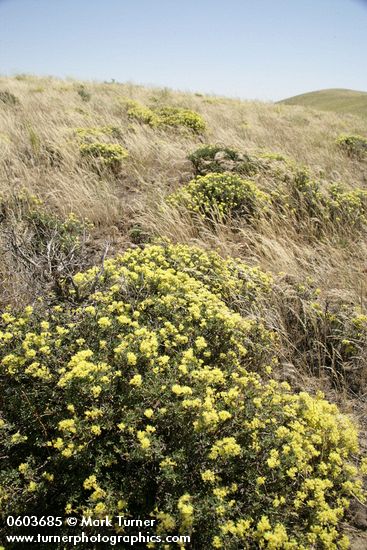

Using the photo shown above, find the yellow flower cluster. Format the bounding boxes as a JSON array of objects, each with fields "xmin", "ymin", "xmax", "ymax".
[
  {"xmin": 0, "ymin": 243, "xmax": 365, "ymax": 549},
  {"xmin": 337, "ymin": 133, "xmax": 367, "ymax": 158},
  {"xmin": 185, "ymin": 144, "xmax": 367, "ymax": 236},
  {"xmin": 125, "ymin": 100, "xmax": 206, "ymax": 133},
  {"xmin": 75, "ymin": 125, "xmax": 121, "ymax": 140},
  {"xmin": 209, "ymin": 437, "xmax": 241, "ymax": 459},
  {"xmin": 177, "ymin": 494, "xmax": 194, "ymax": 530},
  {"xmin": 168, "ymin": 172, "xmax": 269, "ymax": 221},
  {"xmin": 79, "ymin": 142, "xmax": 128, "ymax": 166}
]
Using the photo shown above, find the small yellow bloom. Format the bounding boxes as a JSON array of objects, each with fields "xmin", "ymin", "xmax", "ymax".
[
  {"xmin": 129, "ymin": 374, "xmax": 142, "ymax": 387},
  {"xmin": 201, "ymin": 470, "xmax": 216, "ymax": 482},
  {"xmin": 144, "ymin": 408, "xmax": 154, "ymax": 419},
  {"xmin": 98, "ymin": 317, "xmax": 112, "ymax": 328},
  {"xmin": 127, "ymin": 352, "xmax": 137, "ymax": 366},
  {"xmin": 28, "ymin": 481, "xmax": 37, "ymax": 492},
  {"xmin": 91, "ymin": 425, "xmax": 102, "ymax": 436},
  {"xmin": 18, "ymin": 463, "xmax": 29, "ymax": 474}
]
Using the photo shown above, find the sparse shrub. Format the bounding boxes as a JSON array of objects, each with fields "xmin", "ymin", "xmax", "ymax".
[
  {"xmin": 22, "ymin": 125, "xmax": 63, "ymax": 167},
  {"xmin": 290, "ymin": 170, "xmax": 325, "ymax": 221},
  {"xmin": 188, "ymin": 145, "xmax": 260, "ymax": 176},
  {"xmin": 274, "ymin": 275, "xmax": 367, "ymax": 391},
  {"xmin": 327, "ymin": 184, "xmax": 367, "ymax": 230},
  {"xmin": 149, "ymin": 87, "xmax": 172, "ymax": 104},
  {"xmin": 0, "ymin": 192, "xmax": 92, "ymax": 300},
  {"xmin": 125, "ymin": 100, "xmax": 161, "ymax": 126},
  {"xmin": 257, "ymin": 152, "xmax": 289, "ymax": 163},
  {"xmin": 77, "ymin": 85, "xmax": 91, "ymax": 102},
  {"xmin": 271, "ymin": 170, "xmax": 328, "ymax": 235},
  {"xmin": 169, "ymin": 172, "xmax": 269, "ymax": 222},
  {"xmin": 125, "ymin": 100, "xmax": 206, "ymax": 132},
  {"xmin": 128, "ymin": 223, "xmax": 152, "ymax": 245},
  {"xmin": 0, "ymin": 90, "xmax": 20, "ymax": 106},
  {"xmin": 203, "ymin": 97, "xmax": 223, "ymax": 105},
  {"xmin": 42, "ymin": 143, "xmax": 63, "ymax": 168},
  {"xmin": 271, "ymin": 168, "xmax": 367, "ymax": 236},
  {"xmin": 282, "ymin": 173, "xmax": 367, "ymax": 234},
  {"xmin": 154, "ymin": 106, "xmax": 206, "ymax": 133},
  {"xmin": 79, "ymin": 142, "xmax": 128, "ymax": 169},
  {"xmin": 75, "ymin": 126, "xmax": 122, "ymax": 140},
  {"xmin": 0, "ymin": 244, "xmax": 364, "ymax": 549},
  {"xmin": 27, "ymin": 126, "xmax": 41, "ymax": 157},
  {"xmin": 337, "ymin": 134, "xmax": 367, "ymax": 158}
]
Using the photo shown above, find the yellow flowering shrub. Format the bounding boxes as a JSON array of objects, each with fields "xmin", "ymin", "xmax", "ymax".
[
  {"xmin": 186, "ymin": 146, "xmax": 367, "ymax": 235},
  {"xmin": 187, "ymin": 146, "xmax": 326, "ymax": 225},
  {"xmin": 79, "ymin": 142, "xmax": 128, "ymax": 168},
  {"xmin": 337, "ymin": 134, "xmax": 367, "ymax": 158},
  {"xmin": 75, "ymin": 123, "xmax": 126, "ymax": 172},
  {"xmin": 124, "ymin": 99, "xmax": 162, "ymax": 126},
  {"xmin": 168, "ymin": 172, "xmax": 270, "ymax": 222},
  {"xmin": 75, "ymin": 125, "xmax": 122, "ymax": 140},
  {"xmin": 154, "ymin": 106, "xmax": 206, "ymax": 133},
  {"xmin": 0, "ymin": 244, "xmax": 364, "ymax": 548},
  {"xmin": 125, "ymin": 100, "xmax": 206, "ymax": 133},
  {"xmin": 328, "ymin": 183, "xmax": 367, "ymax": 230}
]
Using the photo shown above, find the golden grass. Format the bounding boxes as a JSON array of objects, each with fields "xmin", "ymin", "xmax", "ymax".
[
  {"xmin": 0, "ymin": 75, "xmax": 366, "ymax": 305},
  {"xmin": 1, "ymin": 75, "xmax": 367, "ymax": 307}
]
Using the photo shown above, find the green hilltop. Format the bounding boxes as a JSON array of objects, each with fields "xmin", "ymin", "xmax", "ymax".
[{"xmin": 278, "ymin": 88, "xmax": 367, "ymax": 117}]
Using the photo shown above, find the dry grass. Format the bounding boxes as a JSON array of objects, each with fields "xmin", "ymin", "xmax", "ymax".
[
  {"xmin": 0, "ymin": 74, "xmax": 366, "ymax": 304},
  {"xmin": 1, "ymin": 74, "xmax": 366, "ymax": 303}
]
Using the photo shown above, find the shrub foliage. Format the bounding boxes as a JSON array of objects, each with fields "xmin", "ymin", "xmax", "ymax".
[
  {"xmin": 125, "ymin": 100, "xmax": 206, "ymax": 133},
  {"xmin": 79, "ymin": 142, "xmax": 128, "ymax": 168},
  {"xmin": 154, "ymin": 106, "xmax": 206, "ymax": 133},
  {"xmin": 0, "ymin": 90, "xmax": 20, "ymax": 106},
  {"xmin": 168, "ymin": 173, "xmax": 269, "ymax": 222},
  {"xmin": 188, "ymin": 145, "xmax": 263, "ymax": 177},
  {"xmin": 337, "ymin": 134, "xmax": 367, "ymax": 158},
  {"xmin": 184, "ymin": 147, "xmax": 367, "ymax": 235},
  {"xmin": 0, "ymin": 192, "xmax": 92, "ymax": 300},
  {"xmin": 0, "ymin": 244, "xmax": 365, "ymax": 549},
  {"xmin": 75, "ymin": 126, "xmax": 122, "ymax": 141}
]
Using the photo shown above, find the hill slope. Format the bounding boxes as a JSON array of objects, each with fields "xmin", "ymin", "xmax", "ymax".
[
  {"xmin": 0, "ymin": 75, "xmax": 367, "ymax": 548},
  {"xmin": 279, "ymin": 88, "xmax": 367, "ymax": 117}
]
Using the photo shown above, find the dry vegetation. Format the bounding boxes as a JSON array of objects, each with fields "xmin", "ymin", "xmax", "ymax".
[
  {"xmin": 1, "ymin": 76, "xmax": 366, "ymax": 305},
  {"xmin": 1, "ymin": 75, "xmax": 367, "ymax": 548}
]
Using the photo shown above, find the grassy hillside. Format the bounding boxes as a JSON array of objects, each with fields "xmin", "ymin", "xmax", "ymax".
[
  {"xmin": 1, "ymin": 75, "xmax": 367, "ymax": 548},
  {"xmin": 279, "ymin": 88, "xmax": 367, "ymax": 117},
  {"xmin": 1, "ymin": 76, "xmax": 366, "ymax": 306}
]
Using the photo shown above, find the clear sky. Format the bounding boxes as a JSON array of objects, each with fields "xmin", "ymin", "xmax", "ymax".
[{"xmin": 0, "ymin": 0, "xmax": 366, "ymax": 101}]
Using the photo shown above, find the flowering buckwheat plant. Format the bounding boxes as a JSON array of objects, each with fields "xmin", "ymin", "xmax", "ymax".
[{"xmin": 0, "ymin": 244, "xmax": 365, "ymax": 549}]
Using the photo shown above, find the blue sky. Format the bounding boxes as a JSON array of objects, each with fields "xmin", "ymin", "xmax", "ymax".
[{"xmin": 0, "ymin": 0, "xmax": 366, "ymax": 101}]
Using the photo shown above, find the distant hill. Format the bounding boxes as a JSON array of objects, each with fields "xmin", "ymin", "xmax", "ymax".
[{"xmin": 278, "ymin": 88, "xmax": 367, "ymax": 117}]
